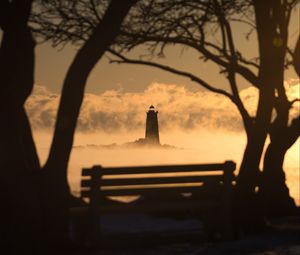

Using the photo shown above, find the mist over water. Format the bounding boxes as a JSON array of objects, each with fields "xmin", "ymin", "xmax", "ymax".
[
  {"xmin": 34, "ymin": 129, "xmax": 300, "ymax": 205},
  {"xmin": 28, "ymin": 81, "xmax": 299, "ymax": 205}
]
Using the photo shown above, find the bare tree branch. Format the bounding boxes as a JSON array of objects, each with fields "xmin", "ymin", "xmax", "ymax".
[
  {"xmin": 89, "ymin": 0, "xmax": 102, "ymax": 22},
  {"xmin": 120, "ymin": 31, "xmax": 259, "ymax": 86},
  {"xmin": 212, "ymin": 0, "xmax": 252, "ymax": 133},
  {"xmin": 109, "ymin": 49, "xmax": 234, "ymax": 100},
  {"xmin": 290, "ymin": 98, "xmax": 300, "ymax": 106}
]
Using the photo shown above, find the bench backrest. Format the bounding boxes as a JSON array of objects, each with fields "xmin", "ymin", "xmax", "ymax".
[{"xmin": 81, "ymin": 161, "xmax": 236, "ymax": 201}]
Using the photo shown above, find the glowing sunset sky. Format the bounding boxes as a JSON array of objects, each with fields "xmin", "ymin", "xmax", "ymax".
[
  {"xmin": 34, "ymin": 3, "xmax": 300, "ymax": 94},
  {"xmin": 27, "ymin": 81, "xmax": 299, "ymax": 204},
  {"xmin": 25, "ymin": 3, "xmax": 300, "ymax": 204}
]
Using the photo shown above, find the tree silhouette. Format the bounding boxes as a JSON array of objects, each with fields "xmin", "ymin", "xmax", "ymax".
[
  {"xmin": 32, "ymin": 0, "xmax": 138, "ymax": 245},
  {"xmin": 0, "ymin": 0, "xmax": 43, "ymax": 248},
  {"xmin": 294, "ymin": 36, "xmax": 300, "ymax": 76},
  {"xmin": 0, "ymin": 0, "xmax": 137, "ymax": 249},
  {"xmin": 259, "ymin": 34, "xmax": 299, "ymax": 216},
  {"xmin": 110, "ymin": 0, "xmax": 299, "ymax": 227},
  {"xmin": 30, "ymin": 0, "xmax": 299, "ymax": 230}
]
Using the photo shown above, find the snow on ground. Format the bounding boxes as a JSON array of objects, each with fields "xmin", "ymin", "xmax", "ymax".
[
  {"xmin": 69, "ymin": 216, "xmax": 300, "ymax": 255},
  {"xmin": 101, "ymin": 214, "xmax": 203, "ymax": 234}
]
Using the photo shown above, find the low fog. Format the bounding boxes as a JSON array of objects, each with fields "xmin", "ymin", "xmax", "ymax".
[{"xmin": 27, "ymin": 82, "xmax": 300, "ymax": 204}]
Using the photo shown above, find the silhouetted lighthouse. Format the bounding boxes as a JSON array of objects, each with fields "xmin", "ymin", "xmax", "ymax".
[{"xmin": 145, "ymin": 105, "xmax": 160, "ymax": 144}]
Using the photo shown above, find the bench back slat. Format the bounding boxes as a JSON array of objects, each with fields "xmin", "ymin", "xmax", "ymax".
[
  {"xmin": 99, "ymin": 163, "xmax": 233, "ymax": 175},
  {"xmin": 82, "ymin": 184, "xmax": 216, "ymax": 197},
  {"xmin": 81, "ymin": 161, "xmax": 236, "ymax": 198}
]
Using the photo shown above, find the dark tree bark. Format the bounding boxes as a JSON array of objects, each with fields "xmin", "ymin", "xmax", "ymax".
[
  {"xmin": 234, "ymin": 0, "xmax": 290, "ymax": 231},
  {"xmin": 39, "ymin": 0, "xmax": 138, "ymax": 245},
  {"xmin": 294, "ymin": 36, "xmax": 300, "ymax": 76},
  {"xmin": 0, "ymin": 0, "xmax": 42, "ymax": 249},
  {"xmin": 108, "ymin": 0, "xmax": 296, "ymax": 231},
  {"xmin": 28, "ymin": 0, "xmax": 298, "ymax": 236},
  {"xmin": 259, "ymin": 98, "xmax": 299, "ymax": 216},
  {"xmin": 256, "ymin": 2, "xmax": 299, "ymax": 218},
  {"xmin": 1, "ymin": 0, "xmax": 138, "ymax": 248}
]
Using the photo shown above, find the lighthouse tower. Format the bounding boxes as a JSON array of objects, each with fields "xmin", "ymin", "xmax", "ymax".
[{"xmin": 145, "ymin": 105, "xmax": 160, "ymax": 145}]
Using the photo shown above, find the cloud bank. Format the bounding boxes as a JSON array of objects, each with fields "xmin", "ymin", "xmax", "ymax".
[{"xmin": 25, "ymin": 81, "xmax": 299, "ymax": 133}]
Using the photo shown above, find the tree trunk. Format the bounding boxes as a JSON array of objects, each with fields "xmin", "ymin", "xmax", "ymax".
[
  {"xmin": 259, "ymin": 116, "xmax": 299, "ymax": 216},
  {"xmin": 0, "ymin": 108, "xmax": 42, "ymax": 249},
  {"xmin": 293, "ymin": 36, "xmax": 300, "ymax": 76},
  {"xmin": 234, "ymin": 125, "xmax": 270, "ymax": 233},
  {"xmin": 234, "ymin": 0, "xmax": 289, "ymax": 232},
  {"xmin": 0, "ymin": 1, "xmax": 42, "ymax": 248},
  {"xmin": 40, "ymin": 0, "xmax": 137, "ymax": 245},
  {"xmin": 259, "ymin": 143, "xmax": 296, "ymax": 216}
]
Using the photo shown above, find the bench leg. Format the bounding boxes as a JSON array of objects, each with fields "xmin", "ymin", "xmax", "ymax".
[{"xmin": 86, "ymin": 207, "xmax": 101, "ymax": 246}]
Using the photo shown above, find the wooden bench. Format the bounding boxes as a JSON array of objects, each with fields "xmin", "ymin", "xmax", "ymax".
[{"xmin": 80, "ymin": 161, "xmax": 236, "ymax": 243}]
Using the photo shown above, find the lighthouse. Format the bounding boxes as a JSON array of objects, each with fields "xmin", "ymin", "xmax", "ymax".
[{"xmin": 145, "ymin": 105, "xmax": 160, "ymax": 145}]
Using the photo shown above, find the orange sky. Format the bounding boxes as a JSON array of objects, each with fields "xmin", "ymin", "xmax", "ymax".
[
  {"xmin": 27, "ymin": 81, "xmax": 300, "ymax": 205},
  {"xmin": 34, "ymin": 4, "xmax": 300, "ymax": 94},
  {"xmin": 2, "ymin": 2, "xmax": 298, "ymax": 204}
]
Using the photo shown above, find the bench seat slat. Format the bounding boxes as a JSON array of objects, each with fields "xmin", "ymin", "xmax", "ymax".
[
  {"xmin": 81, "ymin": 185, "xmax": 226, "ymax": 198},
  {"xmin": 81, "ymin": 189, "xmax": 91, "ymax": 198},
  {"xmin": 98, "ymin": 200, "xmax": 221, "ymax": 214},
  {"xmin": 81, "ymin": 186, "xmax": 205, "ymax": 197},
  {"xmin": 101, "ymin": 185, "xmax": 216, "ymax": 196}
]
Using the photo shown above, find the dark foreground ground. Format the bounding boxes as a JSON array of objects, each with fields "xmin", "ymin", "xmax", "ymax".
[
  {"xmin": 62, "ymin": 215, "xmax": 300, "ymax": 255},
  {"xmin": 4, "ymin": 215, "xmax": 299, "ymax": 255}
]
